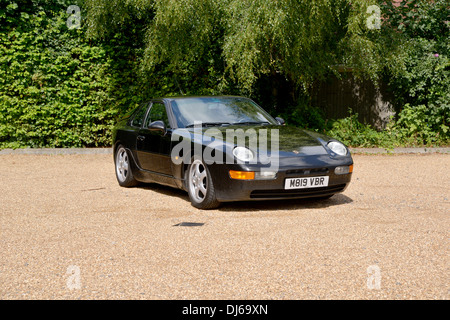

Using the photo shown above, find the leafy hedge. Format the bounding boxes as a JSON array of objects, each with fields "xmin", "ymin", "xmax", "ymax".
[{"xmin": 0, "ymin": 1, "xmax": 142, "ymax": 148}]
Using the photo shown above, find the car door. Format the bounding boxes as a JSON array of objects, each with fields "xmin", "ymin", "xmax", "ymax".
[
  {"xmin": 122, "ymin": 101, "xmax": 151, "ymax": 155},
  {"xmin": 136, "ymin": 101, "xmax": 173, "ymax": 176}
]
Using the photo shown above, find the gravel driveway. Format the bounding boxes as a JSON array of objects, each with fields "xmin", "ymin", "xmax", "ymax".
[{"xmin": 0, "ymin": 153, "xmax": 448, "ymax": 299}]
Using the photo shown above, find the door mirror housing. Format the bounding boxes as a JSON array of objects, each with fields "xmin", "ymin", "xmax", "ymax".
[
  {"xmin": 148, "ymin": 120, "xmax": 166, "ymax": 133},
  {"xmin": 275, "ymin": 117, "xmax": 285, "ymax": 125}
]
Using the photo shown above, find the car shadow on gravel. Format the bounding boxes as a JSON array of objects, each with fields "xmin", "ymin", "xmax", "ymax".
[
  {"xmin": 218, "ymin": 194, "xmax": 353, "ymax": 212},
  {"xmin": 138, "ymin": 182, "xmax": 353, "ymax": 212},
  {"xmin": 139, "ymin": 182, "xmax": 190, "ymax": 201}
]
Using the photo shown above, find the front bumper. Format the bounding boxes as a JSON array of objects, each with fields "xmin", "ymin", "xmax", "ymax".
[{"xmin": 209, "ymin": 161, "xmax": 353, "ymax": 202}]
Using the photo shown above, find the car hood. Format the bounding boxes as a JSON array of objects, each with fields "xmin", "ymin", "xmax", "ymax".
[{"xmin": 185, "ymin": 124, "xmax": 332, "ymax": 156}]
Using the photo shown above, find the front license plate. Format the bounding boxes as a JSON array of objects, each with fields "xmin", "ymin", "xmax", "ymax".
[{"xmin": 284, "ymin": 176, "xmax": 329, "ymax": 190}]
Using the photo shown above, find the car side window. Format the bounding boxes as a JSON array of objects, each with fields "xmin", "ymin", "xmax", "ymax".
[
  {"xmin": 145, "ymin": 102, "xmax": 170, "ymax": 128},
  {"xmin": 131, "ymin": 104, "xmax": 149, "ymax": 128}
]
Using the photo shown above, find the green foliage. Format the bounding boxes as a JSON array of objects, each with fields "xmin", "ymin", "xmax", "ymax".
[
  {"xmin": 326, "ymin": 111, "xmax": 399, "ymax": 148},
  {"xmin": 86, "ymin": 0, "xmax": 400, "ymax": 94},
  {"xmin": 395, "ymin": 103, "xmax": 449, "ymax": 145},
  {"xmin": 380, "ymin": 0, "xmax": 449, "ymax": 42},
  {"xmin": 280, "ymin": 100, "xmax": 328, "ymax": 132},
  {"xmin": 1, "ymin": 0, "xmax": 448, "ymax": 149},
  {"xmin": 380, "ymin": 0, "xmax": 450, "ymax": 145},
  {"xmin": 327, "ymin": 108, "xmax": 449, "ymax": 148},
  {"xmin": 0, "ymin": 0, "xmax": 80, "ymax": 29},
  {"xmin": 222, "ymin": 0, "xmax": 347, "ymax": 91},
  {"xmin": 387, "ymin": 38, "xmax": 449, "ymax": 125},
  {"xmin": 0, "ymin": 1, "xmax": 136, "ymax": 148},
  {"xmin": 84, "ymin": 0, "xmax": 154, "ymax": 40}
]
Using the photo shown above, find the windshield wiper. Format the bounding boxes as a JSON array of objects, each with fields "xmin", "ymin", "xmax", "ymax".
[
  {"xmin": 231, "ymin": 121, "xmax": 271, "ymax": 126},
  {"xmin": 185, "ymin": 122, "xmax": 231, "ymax": 128}
]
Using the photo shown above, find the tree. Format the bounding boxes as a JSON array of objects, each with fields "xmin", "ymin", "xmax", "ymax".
[
  {"xmin": 84, "ymin": 0, "xmax": 403, "ymax": 102},
  {"xmin": 380, "ymin": 0, "xmax": 450, "ymax": 141}
]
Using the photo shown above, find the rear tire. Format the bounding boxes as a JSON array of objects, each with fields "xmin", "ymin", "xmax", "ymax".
[
  {"xmin": 186, "ymin": 157, "xmax": 220, "ymax": 209},
  {"xmin": 114, "ymin": 145, "xmax": 138, "ymax": 187}
]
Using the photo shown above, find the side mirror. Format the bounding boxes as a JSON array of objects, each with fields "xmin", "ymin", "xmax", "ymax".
[
  {"xmin": 148, "ymin": 120, "xmax": 166, "ymax": 133},
  {"xmin": 275, "ymin": 117, "xmax": 285, "ymax": 125}
]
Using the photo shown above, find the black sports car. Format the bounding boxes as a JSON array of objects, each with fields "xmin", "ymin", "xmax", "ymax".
[{"xmin": 112, "ymin": 96, "xmax": 353, "ymax": 209}]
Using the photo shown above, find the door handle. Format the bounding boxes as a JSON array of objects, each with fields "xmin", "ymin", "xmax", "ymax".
[{"xmin": 137, "ymin": 135, "xmax": 145, "ymax": 141}]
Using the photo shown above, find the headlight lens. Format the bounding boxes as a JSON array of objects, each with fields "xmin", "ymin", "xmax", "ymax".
[
  {"xmin": 233, "ymin": 147, "xmax": 254, "ymax": 162},
  {"xmin": 327, "ymin": 141, "xmax": 348, "ymax": 156}
]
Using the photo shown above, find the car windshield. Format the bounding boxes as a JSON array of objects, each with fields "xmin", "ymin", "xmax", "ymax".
[{"xmin": 170, "ymin": 97, "xmax": 278, "ymax": 128}]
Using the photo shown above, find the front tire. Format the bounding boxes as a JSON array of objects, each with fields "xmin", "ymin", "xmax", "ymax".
[
  {"xmin": 114, "ymin": 145, "xmax": 138, "ymax": 187},
  {"xmin": 186, "ymin": 157, "xmax": 220, "ymax": 209}
]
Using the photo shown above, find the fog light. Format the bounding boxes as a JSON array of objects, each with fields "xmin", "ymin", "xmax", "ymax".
[
  {"xmin": 335, "ymin": 166, "xmax": 352, "ymax": 175},
  {"xmin": 255, "ymin": 171, "xmax": 277, "ymax": 180},
  {"xmin": 229, "ymin": 170, "xmax": 255, "ymax": 180}
]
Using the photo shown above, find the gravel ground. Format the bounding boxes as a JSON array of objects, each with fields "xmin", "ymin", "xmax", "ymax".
[{"xmin": 0, "ymin": 153, "xmax": 448, "ymax": 300}]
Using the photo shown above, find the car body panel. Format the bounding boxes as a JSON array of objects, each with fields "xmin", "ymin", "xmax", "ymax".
[{"xmin": 112, "ymin": 96, "xmax": 353, "ymax": 203}]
